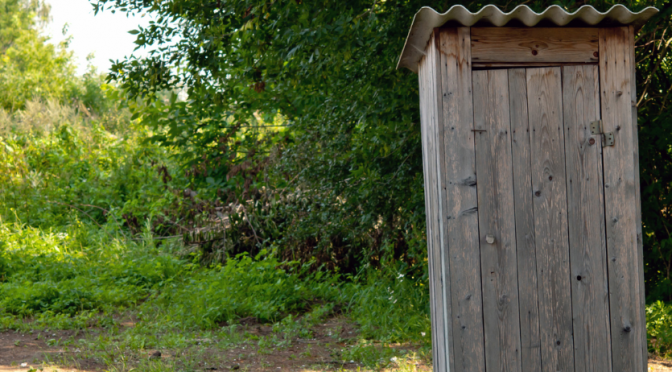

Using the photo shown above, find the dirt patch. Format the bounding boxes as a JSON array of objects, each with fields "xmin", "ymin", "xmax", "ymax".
[
  {"xmin": 164, "ymin": 317, "xmax": 427, "ymax": 371},
  {"xmin": 2, "ymin": 323, "xmax": 669, "ymax": 372},
  {"xmin": 650, "ymin": 356, "xmax": 672, "ymax": 372},
  {"xmin": 0, "ymin": 329, "xmax": 104, "ymax": 371},
  {"xmin": 0, "ymin": 317, "xmax": 430, "ymax": 372},
  {"xmin": 1, "ymin": 324, "xmax": 669, "ymax": 372}
]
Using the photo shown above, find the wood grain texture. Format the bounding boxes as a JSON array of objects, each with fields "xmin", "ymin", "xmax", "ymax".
[
  {"xmin": 438, "ymin": 27, "xmax": 486, "ymax": 372},
  {"xmin": 471, "ymin": 28, "xmax": 598, "ymax": 63},
  {"xmin": 508, "ymin": 68, "xmax": 543, "ymax": 372},
  {"xmin": 526, "ymin": 67, "xmax": 575, "ymax": 372},
  {"xmin": 629, "ymin": 25, "xmax": 648, "ymax": 372},
  {"xmin": 562, "ymin": 65, "xmax": 612, "ymax": 372},
  {"xmin": 473, "ymin": 69, "xmax": 522, "ymax": 372},
  {"xmin": 599, "ymin": 26, "xmax": 647, "ymax": 372},
  {"xmin": 417, "ymin": 31, "xmax": 448, "ymax": 372},
  {"xmin": 474, "ymin": 62, "xmax": 598, "ymax": 69}
]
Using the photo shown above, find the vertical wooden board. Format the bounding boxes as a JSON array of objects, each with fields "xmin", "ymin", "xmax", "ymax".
[
  {"xmin": 508, "ymin": 68, "xmax": 543, "ymax": 372},
  {"xmin": 629, "ymin": 25, "xmax": 648, "ymax": 371},
  {"xmin": 418, "ymin": 33, "xmax": 441, "ymax": 372},
  {"xmin": 599, "ymin": 27, "xmax": 647, "ymax": 372},
  {"xmin": 562, "ymin": 65, "xmax": 612, "ymax": 372},
  {"xmin": 473, "ymin": 69, "xmax": 522, "ymax": 372},
  {"xmin": 526, "ymin": 67, "xmax": 575, "ymax": 372},
  {"xmin": 428, "ymin": 31, "xmax": 450, "ymax": 372},
  {"xmin": 418, "ymin": 31, "xmax": 448, "ymax": 372},
  {"xmin": 439, "ymin": 27, "xmax": 485, "ymax": 372},
  {"xmin": 426, "ymin": 32, "xmax": 447, "ymax": 372}
]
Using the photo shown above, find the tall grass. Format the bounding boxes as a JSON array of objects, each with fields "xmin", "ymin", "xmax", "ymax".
[{"xmin": 0, "ymin": 104, "xmax": 433, "ymax": 349}]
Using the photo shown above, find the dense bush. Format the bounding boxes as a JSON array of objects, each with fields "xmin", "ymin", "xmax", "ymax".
[
  {"xmin": 0, "ymin": 100, "xmax": 432, "ymax": 341},
  {"xmin": 648, "ymin": 301, "xmax": 672, "ymax": 357},
  {"xmin": 0, "ymin": 100, "xmax": 183, "ymax": 229},
  {"xmin": 89, "ymin": 0, "xmax": 672, "ymax": 302},
  {"xmin": 0, "ymin": 220, "xmax": 184, "ymax": 316}
]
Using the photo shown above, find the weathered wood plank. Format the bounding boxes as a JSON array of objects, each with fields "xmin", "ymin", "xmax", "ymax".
[
  {"xmin": 526, "ymin": 67, "xmax": 575, "ymax": 372},
  {"xmin": 508, "ymin": 68, "xmax": 543, "ymax": 372},
  {"xmin": 417, "ymin": 30, "xmax": 448, "ymax": 372},
  {"xmin": 416, "ymin": 37, "xmax": 435, "ymax": 372},
  {"xmin": 474, "ymin": 62, "xmax": 598, "ymax": 69},
  {"xmin": 630, "ymin": 25, "xmax": 648, "ymax": 372},
  {"xmin": 599, "ymin": 26, "xmax": 647, "ymax": 372},
  {"xmin": 471, "ymin": 28, "xmax": 598, "ymax": 63},
  {"xmin": 438, "ymin": 27, "xmax": 485, "ymax": 372},
  {"xmin": 418, "ymin": 32, "xmax": 439, "ymax": 372},
  {"xmin": 473, "ymin": 69, "xmax": 522, "ymax": 372},
  {"xmin": 428, "ymin": 30, "xmax": 450, "ymax": 372},
  {"xmin": 562, "ymin": 64, "xmax": 612, "ymax": 372}
]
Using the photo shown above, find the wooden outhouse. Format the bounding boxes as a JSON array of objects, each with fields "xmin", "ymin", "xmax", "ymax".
[{"xmin": 398, "ymin": 4, "xmax": 659, "ymax": 372}]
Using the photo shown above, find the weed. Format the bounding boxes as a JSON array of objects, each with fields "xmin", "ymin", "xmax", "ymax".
[
  {"xmin": 340, "ymin": 342, "xmax": 409, "ymax": 369},
  {"xmin": 648, "ymin": 300, "xmax": 672, "ymax": 357}
]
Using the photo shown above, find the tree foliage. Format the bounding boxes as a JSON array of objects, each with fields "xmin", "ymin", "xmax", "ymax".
[
  {"xmin": 93, "ymin": 0, "xmax": 672, "ymax": 299},
  {"xmin": 0, "ymin": 0, "xmax": 113, "ymax": 113},
  {"xmin": 0, "ymin": 0, "xmax": 87, "ymax": 110}
]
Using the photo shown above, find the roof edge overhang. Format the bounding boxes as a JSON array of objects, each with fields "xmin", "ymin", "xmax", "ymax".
[{"xmin": 397, "ymin": 4, "xmax": 659, "ymax": 73}]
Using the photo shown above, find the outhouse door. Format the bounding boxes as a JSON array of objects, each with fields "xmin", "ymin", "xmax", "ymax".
[{"xmin": 472, "ymin": 66, "xmax": 613, "ymax": 372}]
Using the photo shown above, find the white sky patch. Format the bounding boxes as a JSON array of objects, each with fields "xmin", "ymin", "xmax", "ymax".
[{"xmin": 44, "ymin": 0, "xmax": 153, "ymax": 75}]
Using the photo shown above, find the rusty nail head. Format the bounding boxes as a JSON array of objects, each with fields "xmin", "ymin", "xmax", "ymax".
[
  {"xmin": 531, "ymin": 50, "xmax": 538, "ymax": 56},
  {"xmin": 589, "ymin": 138, "xmax": 596, "ymax": 145},
  {"xmin": 593, "ymin": 51, "xmax": 599, "ymax": 58}
]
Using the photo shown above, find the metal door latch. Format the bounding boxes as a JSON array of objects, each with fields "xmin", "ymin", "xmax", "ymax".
[{"xmin": 589, "ymin": 120, "xmax": 615, "ymax": 147}]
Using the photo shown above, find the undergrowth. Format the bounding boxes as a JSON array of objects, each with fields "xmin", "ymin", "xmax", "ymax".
[
  {"xmin": 0, "ymin": 100, "xmax": 670, "ymax": 370},
  {"xmin": 0, "ymin": 103, "xmax": 432, "ymax": 370}
]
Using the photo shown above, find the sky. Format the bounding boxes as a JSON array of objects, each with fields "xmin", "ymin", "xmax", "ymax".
[{"xmin": 44, "ymin": 0, "xmax": 153, "ymax": 75}]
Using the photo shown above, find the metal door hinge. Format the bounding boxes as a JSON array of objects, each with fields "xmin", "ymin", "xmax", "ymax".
[
  {"xmin": 604, "ymin": 132, "xmax": 615, "ymax": 147},
  {"xmin": 590, "ymin": 120, "xmax": 603, "ymax": 135},
  {"xmin": 589, "ymin": 120, "xmax": 615, "ymax": 147}
]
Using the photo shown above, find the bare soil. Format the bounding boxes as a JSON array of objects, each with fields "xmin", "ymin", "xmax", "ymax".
[
  {"xmin": 0, "ymin": 329, "xmax": 104, "ymax": 371},
  {"xmin": 651, "ymin": 356, "xmax": 672, "ymax": 372},
  {"xmin": 0, "ymin": 317, "xmax": 431, "ymax": 372},
  {"xmin": 2, "ymin": 320, "xmax": 668, "ymax": 372}
]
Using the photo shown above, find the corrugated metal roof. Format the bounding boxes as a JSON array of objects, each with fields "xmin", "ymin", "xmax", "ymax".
[{"xmin": 398, "ymin": 4, "xmax": 659, "ymax": 72}]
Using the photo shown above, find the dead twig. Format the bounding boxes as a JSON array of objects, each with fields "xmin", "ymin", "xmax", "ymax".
[{"xmin": 243, "ymin": 208, "xmax": 261, "ymax": 245}]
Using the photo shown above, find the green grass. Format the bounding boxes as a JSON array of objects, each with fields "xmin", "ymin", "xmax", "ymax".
[
  {"xmin": 0, "ymin": 103, "xmax": 433, "ymax": 370},
  {"xmin": 0, "ymin": 99, "xmax": 670, "ymax": 371},
  {"xmin": 0, "ymin": 212, "xmax": 432, "ymax": 369}
]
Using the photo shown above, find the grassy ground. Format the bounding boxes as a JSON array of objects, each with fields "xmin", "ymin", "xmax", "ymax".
[
  {"xmin": 0, "ymin": 101, "xmax": 435, "ymax": 371},
  {"xmin": 0, "ymin": 317, "xmax": 431, "ymax": 371},
  {"xmin": 1, "ymin": 101, "xmax": 672, "ymax": 371},
  {"xmin": 0, "ymin": 220, "xmax": 432, "ymax": 371}
]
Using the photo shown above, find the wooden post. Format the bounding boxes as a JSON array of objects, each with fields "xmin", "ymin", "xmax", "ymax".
[{"xmin": 599, "ymin": 26, "xmax": 647, "ymax": 372}]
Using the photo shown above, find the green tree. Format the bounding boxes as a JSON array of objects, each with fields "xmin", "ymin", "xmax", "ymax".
[
  {"xmin": 92, "ymin": 0, "xmax": 672, "ymax": 298},
  {"xmin": 0, "ymin": 0, "xmax": 85, "ymax": 110},
  {"xmin": 0, "ymin": 0, "xmax": 49, "ymax": 52}
]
